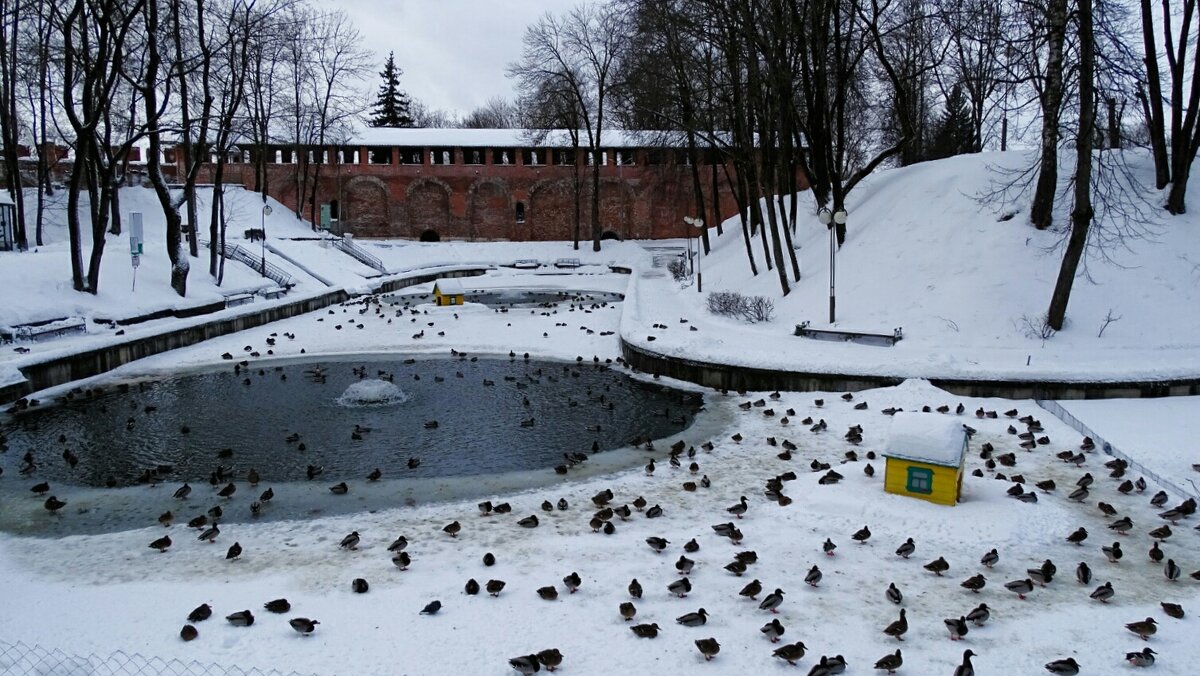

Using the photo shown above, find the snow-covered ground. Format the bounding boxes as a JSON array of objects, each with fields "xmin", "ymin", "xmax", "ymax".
[{"xmin": 1, "ymin": 150, "xmax": 1199, "ymax": 675}]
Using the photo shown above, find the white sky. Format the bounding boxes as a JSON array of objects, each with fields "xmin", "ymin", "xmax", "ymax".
[{"xmin": 332, "ymin": 0, "xmax": 578, "ymax": 119}]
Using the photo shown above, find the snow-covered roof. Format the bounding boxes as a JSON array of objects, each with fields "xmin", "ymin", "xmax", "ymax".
[
  {"xmin": 434, "ymin": 278, "xmax": 466, "ymax": 294},
  {"xmin": 884, "ymin": 412, "xmax": 968, "ymax": 467},
  {"xmin": 347, "ymin": 128, "xmax": 699, "ymax": 148}
]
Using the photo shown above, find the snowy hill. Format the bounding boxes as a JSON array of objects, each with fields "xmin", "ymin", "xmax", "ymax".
[{"xmin": 627, "ymin": 150, "xmax": 1200, "ymax": 381}]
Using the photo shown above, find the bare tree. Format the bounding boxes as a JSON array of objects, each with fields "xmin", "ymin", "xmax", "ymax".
[
  {"xmin": 510, "ymin": 4, "xmax": 628, "ymax": 252},
  {"xmin": 461, "ymin": 96, "xmax": 518, "ymax": 128},
  {"xmin": 0, "ymin": 0, "xmax": 28, "ymax": 249},
  {"xmin": 1138, "ymin": 0, "xmax": 1200, "ymax": 213}
]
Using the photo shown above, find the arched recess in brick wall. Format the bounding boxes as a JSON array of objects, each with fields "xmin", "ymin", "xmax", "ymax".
[
  {"xmin": 528, "ymin": 179, "xmax": 577, "ymax": 241},
  {"xmin": 594, "ymin": 178, "xmax": 635, "ymax": 240},
  {"xmin": 344, "ymin": 176, "xmax": 390, "ymax": 236},
  {"xmin": 406, "ymin": 177, "xmax": 452, "ymax": 238},
  {"xmin": 467, "ymin": 178, "xmax": 512, "ymax": 241}
]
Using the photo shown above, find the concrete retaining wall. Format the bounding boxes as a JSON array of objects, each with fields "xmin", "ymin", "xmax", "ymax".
[{"xmin": 620, "ymin": 339, "xmax": 1200, "ymax": 400}]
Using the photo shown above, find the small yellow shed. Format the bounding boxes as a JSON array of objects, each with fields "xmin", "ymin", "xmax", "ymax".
[
  {"xmin": 883, "ymin": 412, "xmax": 969, "ymax": 506},
  {"xmin": 433, "ymin": 278, "xmax": 466, "ymax": 306}
]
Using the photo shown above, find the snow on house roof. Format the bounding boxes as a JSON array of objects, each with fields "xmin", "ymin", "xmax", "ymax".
[
  {"xmin": 884, "ymin": 412, "xmax": 968, "ymax": 467},
  {"xmin": 434, "ymin": 277, "xmax": 466, "ymax": 294},
  {"xmin": 347, "ymin": 127, "xmax": 704, "ymax": 148}
]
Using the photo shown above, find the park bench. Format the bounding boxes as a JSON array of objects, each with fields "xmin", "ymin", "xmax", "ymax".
[
  {"xmin": 0, "ymin": 317, "xmax": 88, "ymax": 343},
  {"xmin": 554, "ymin": 258, "xmax": 582, "ymax": 269},
  {"xmin": 795, "ymin": 321, "xmax": 903, "ymax": 347}
]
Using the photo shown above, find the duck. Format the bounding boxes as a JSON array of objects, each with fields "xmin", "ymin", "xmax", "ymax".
[
  {"xmin": 676, "ymin": 555, "xmax": 695, "ymax": 575},
  {"xmin": 895, "ymin": 538, "xmax": 915, "ymax": 558},
  {"xmin": 727, "ymin": 496, "xmax": 749, "ymax": 518},
  {"xmin": 645, "ymin": 504, "xmax": 664, "ymax": 518},
  {"xmin": 225, "ymin": 610, "xmax": 254, "ymax": 627},
  {"xmin": 953, "ymin": 649, "xmax": 977, "ymax": 676},
  {"xmin": 759, "ymin": 588, "xmax": 784, "ymax": 613},
  {"xmin": 264, "ymin": 599, "xmax": 291, "ymax": 613},
  {"xmin": 980, "ymin": 548, "xmax": 999, "ymax": 568},
  {"xmin": 388, "ymin": 536, "xmax": 408, "ymax": 552},
  {"xmin": 518, "ymin": 515, "xmax": 539, "ymax": 528},
  {"xmin": 1103, "ymin": 541, "xmax": 1123, "ymax": 563},
  {"xmin": 1149, "ymin": 525, "xmax": 1172, "ymax": 541},
  {"xmin": 180, "ymin": 624, "xmax": 198, "ymax": 642},
  {"xmin": 226, "ymin": 542, "xmax": 242, "ymax": 560},
  {"xmin": 339, "ymin": 531, "xmax": 360, "ymax": 550},
  {"xmin": 668, "ymin": 578, "xmax": 692, "ymax": 597},
  {"xmin": 1066, "ymin": 527, "xmax": 1088, "ymax": 545},
  {"xmin": 695, "ymin": 637, "xmax": 720, "ymax": 661},
  {"xmin": 875, "ymin": 649, "xmax": 903, "ymax": 674},
  {"xmin": 366, "ymin": 468, "xmax": 382, "ymax": 482},
  {"xmin": 1005, "ymin": 578, "xmax": 1034, "ymax": 599},
  {"xmin": 187, "ymin": 604, "xmax": 212, "ymax": 622},
  {"xmin": 619, "ymin": 601, "xmax": 637, "ymax": 621},
  {"xmin": 805, "ymin": 565, "xmax": 823, "ymax": 587},
  {"xmin": 329, "ymin": 482, "xmax": 348, "ymax": 495},
  {"xmin": 630, "ymin": 623, "xmax": 660, "ymax": 638},
  {"xmin": 773, "ymin": 641, "xmax": 807, "ymax": 665},
  {"xmin": 1165, "ymin": 558, "xmax": 1181, "ymax": 581},
  {"xmin": 961, "ymin": 574, "xmax": 986, "ymax": 593},
  {"xmin": 883, "ymin": 609, "xmax": 908, "ymax": 640},
  {"xmin": 1109, "ymin": 516, "xmax": 1133, "ymax": 534},
  {"xmin": 443, "ymin": 521, "xmax": 461, "ymax": 537},
  {"xmin": 465, "ymin": 579, "xmax": 480, "ymax": 595},
  {"xmin": 289, "ymin": 618, "xmax": 319, "ymax": 635},
  {"xmin": 1125, "ymin": 617, "xmax": 1157, "ymax": 640},
  {"xmin": 149, "ymin": 535, "xmax": 172, "ymax": 553},
  {"xmin": 508, "ymin": 655, "xmax": 540, "ymax": 675},
  {"xmin": 761, "ymin": 618, "xmax": 785, "ymax": 642},
  {"xmin": 823, "ymin": 539, "xmax": 837, "ymax": 556},
  {"xmin": 725, "ymin": 560, "xmax": 748, "ymax": 576},
  {"xmin": 629, "ymin": 579, "xmax": 643, "ymax": 598},
  {"xmin": 1044, "ymin": 657, "xmax": 1080, "ymax": 675},
  {"xmin": 966, "ymin": 603, "xmax": 990, "ymax": 626},
  {"xmin": 945, "ymin": 616, "xmax": 969, "ymax": 641},
  {"xmin": 1161, "ymin": 602, "xmax": 1184, "ymax": 619},
  {"xmin": 676, "ymin": 608, "xmax": 709, "ymax": 626},
  {"xmin": 1076, "ymin": 562, "xmax": 1092, "ymax": 584},
  {"xmin": 886, "ymin": 582, "xmax": 903, "ymax": 605},
  {"xmin": 484, "ymin": 579, "xmax": 507, "ymax": 597},
  {"xmin": 646, "ymin": 537, "xmax": 670, "ymax": 553},
  {"xmin": 536, "ymin": 649, "xmax": 563, "ymax": 672},
  {"xmin": 43, "ymin": 496, "xmax": 67, "ymax": 513},
  {"xmin": 392, "ymin": 551, "xmax": 411, "ymax": 570},
  {"xmin": 1126, "ymin": 647, "xmax": 1156, "ymax": 667},
  {"xmin": 352, "ymin": 578, "xmax": 369, "ymax": 594},
  {"xmin": 1090, "ymin": 581, "xmax": 1114, "ymax": 603},
  {"xmin": 197, "ymin": 523, "xmax": 220, "ymax": 543},
  {"xmin": 419, "ymin": 600, "xmax": 441, "ymax": 615},
  {"xmin": 173, "ymin": 483, "xmax": 192, "ymax": 500},
  {"xmin": 924, "ymin": 556, "xmax": 950, "ymax": 576},
  {"xmin": 740, "ymin": 579, "xmax": 763, "ymax": 599},
  {"xmin": 840, "ymin": 524, "xmax": 870, "ymax": 547},
  {"xmin": 562, "ymin": 572, "xmax": 581, "ymax": 593},
  {"xmin": 218, "ymin": 483, "xmax": 236, "ymax": 498}
]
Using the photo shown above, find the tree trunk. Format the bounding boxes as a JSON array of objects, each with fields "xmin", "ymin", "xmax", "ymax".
[
  {"xmin": 1047, "ymin": 0, "xmax": 1095, "ymax": 331},
  {"xmin": 1140, "ymin": 0, "xmax": 1169, "ymax": 187},
  {"xmin": 66, "ymin": 146, "xmax": 87, "ymax": 291},
  {"xmin": 1030, "ymin": 0, "xmax": 1069, "ymax": 230},
  {"xmin": 210, "ymin": 158, "xmax": 227, "ymax": 275}
]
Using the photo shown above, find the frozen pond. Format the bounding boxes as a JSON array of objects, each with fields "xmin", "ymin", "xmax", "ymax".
[{"xmin": 0, "ymin": 357, "xmax": 703, "ymax": 535}]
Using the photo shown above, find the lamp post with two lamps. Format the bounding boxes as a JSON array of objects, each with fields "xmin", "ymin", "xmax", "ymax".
[
  {"xmin": 816, "ymin": 206, "xmax": 846, "ymax": 323},
  {"xmin": 683, "ymin": 216, "xmax": 705, "ymax": 292},
  {"xmin": 260, "ymin": 202, "xmax": 272, "ymax": 276}
]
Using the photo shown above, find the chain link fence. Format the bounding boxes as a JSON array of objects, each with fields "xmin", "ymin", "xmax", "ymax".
[{"xmin": 0, "ymin": 640, "xmax": 316, "ymax": 676}]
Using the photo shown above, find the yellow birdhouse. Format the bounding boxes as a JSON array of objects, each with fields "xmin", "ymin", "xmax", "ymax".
[
  {"xmin": 883, "ymin": 412, "xmax": 968, "ymax": 506},
  {"xmin": 432, "ymin": 278, "xmax": 466, "ymax": 306}
]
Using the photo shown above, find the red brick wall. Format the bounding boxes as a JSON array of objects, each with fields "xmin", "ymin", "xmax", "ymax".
[{"xmin": 187, "ymin": 146, "xmax": 808, "ymax": 241}]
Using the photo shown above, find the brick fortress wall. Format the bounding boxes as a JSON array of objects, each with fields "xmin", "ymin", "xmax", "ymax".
[{"xmin": 187, "ymin": 144, "xmax": 808, "ymax": 241}]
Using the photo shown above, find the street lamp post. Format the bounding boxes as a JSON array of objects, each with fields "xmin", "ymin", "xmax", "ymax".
[
  {"xmin": 261, "ymin": 203, "xmax": 272, "ymax": 277},
  {"xmin": 817, "ymin": 207, "xmax": 847, "ymax": 323},
  {"xmin": 683, "ymin": 216, "xmax": 705, "ymax": 292}
]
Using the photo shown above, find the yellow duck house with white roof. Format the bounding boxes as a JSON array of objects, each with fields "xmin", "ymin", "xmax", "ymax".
[{"xmin": 883, "ymin": 412, "xmax": 969, "ymax": 506}]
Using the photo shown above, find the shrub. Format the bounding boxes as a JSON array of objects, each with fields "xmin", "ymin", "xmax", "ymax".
[
  {"xmin": 667, "ymin": 257, "xmax": 689, "ymax": 281},
  {"xmin": 706, "ymin": 291, "xmax": 774, "ymax": 323}
]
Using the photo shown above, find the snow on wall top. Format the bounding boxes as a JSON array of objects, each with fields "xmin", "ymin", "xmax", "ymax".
[
  {"xmin": 0, "ymin": 191, "xmax": 13, "ymax": 205},
  {"xmin": 884, "ymin": 412, "xmax": 967, "ymax": 467},
  {"xmin": 347, "ymin": 128, "xmax": 703, "ymax": 148}
]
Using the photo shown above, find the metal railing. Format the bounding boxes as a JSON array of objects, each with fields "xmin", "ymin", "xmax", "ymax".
[
  {"xmin": 1037, "ymin": 399, "xmax": 1198, "ymax": 500},
  {"xmin": 200, "ymin": 239, "xmax": 295, "ymax": 289},
  {"xmin": 331, "ymin": 236, "xmax": 388, "ymax": 274},
  {"xmin": 0, "ymin": 640, "xmax": 315, "ymax": 676}
]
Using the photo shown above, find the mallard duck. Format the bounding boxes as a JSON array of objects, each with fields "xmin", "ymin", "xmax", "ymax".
[
  {"xmin": 883, "ymin": 608, "xmax": 908, "ymax": 640},
  {"xmin": 1005, "ymin": 578, "xmax": 1034, "ymax": 599},
  {"xmin": 966, "ymin": 603, "xmax": 990, "ymax": 626},
  {"xmin": 187, "ymin": 604, "xmax": 212, "ymax": 622},
  {"xmin": 536, "ymin": 648, "xmax": 563, "ymax": 672},
  {"xmin": 1125, "ymin": 617, "xmax": 1157, "ymax": 639},
  {"xmin": 758, "ymin": 588, "xmax": 784, "ymax": 613},
  {"xmin": 886, "ymin": 582, "xmax": 903, "ymax": 605},
  {"xmin": 630, "ymin": 623, "xmax": 660, "ymax": 638},
  {"xmin": 486, "ymin": 579, "xmax": 506, "ymax": 597},
  {"xmin": 420, "ymin": 600, "xmax": 441, "ymax": 614},
  {"xmin": 924, "ymin": 556, "xmax": 950, "ymax": 576},
  {"xmin": 740, "ymin": 579, "xmax": 762, "ymax": 599},
  {"xmin": 289, "ymin": 617, "xmax": 319, "ymax": 635},
  {"xmin": 1044, "ymin": 657, "xmax": 1080, "ymax": 674},
  {"xmin": 954, "ymin": 649, "xmax": 977, "ymax": 676},
  {"xmin": 508, "ymin": 655, "xmax": 540, "ymax": 675},
  {"xmin": 443, "ymin": 521, "xmax": 461, "ymax": 537},
  {"xmin": 772, "ymin": 641, "xmax": 807, "ymax": 665},
  {"xmin": 761, "ymin": 618, "xmax": 785, "ymax": 643},
  {"xmin": 225, "ymin": 610, "xmax": 254, "ymax": 626},
  {"xmin": 180, "ymin": 624, "xmax": 198, "ymax": 641},
  {"xmin": 264, "ymin": 599, "xmax": 290, "ymax": 613},
  {"xmin": 339, "ymin": 531, "xmax": 360, "ymax": 550},
  {"xmin": 676, "ymin": 608, "xmax": 708, "ymax": 626},
  {"xmin": 1126, "ymin": 647, "xmax": 1156, "ymax": 667},
  {"xmin": 149, "ymin": 535, "xmax": 172, "ymax": 553},
  {"xmin": 695, "ymin": 637, "xmax": 720, "ymax": 661},
  {"xmin": 875, "ymin": 649, "xmax": 903, "ymax": 674}
]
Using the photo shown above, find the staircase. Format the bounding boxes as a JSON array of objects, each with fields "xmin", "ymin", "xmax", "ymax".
[
  {"xmin": 332, "ymin": 236, "xmax": 388, "ymax": 274},
  {"xmin": 201, "ymin": 239, "xmax": 295, "ymax": 288}
]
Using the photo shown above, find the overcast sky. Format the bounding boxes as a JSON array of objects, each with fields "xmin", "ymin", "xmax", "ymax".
[{"xmin": 333, "ymin": 0, "xmax": 577, "ymax": 119}]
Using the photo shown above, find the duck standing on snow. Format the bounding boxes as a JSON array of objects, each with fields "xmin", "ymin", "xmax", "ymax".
[
  {"xmin": 772, "ymin": 642, "xmax": 807, "ymax": 665},
  {"xmin": 874, "ymin": 649, "xmax": 902, "ymax": 674},
  {"xmin": 883, "ymin": 609, "xmax": 908, "ymax": 640},
  {"xmin": 945, "ymin": 616, "xmax": 969, "ymax": 641},
  {"xmin": 886, "ymin": 583, "xmax": 903, "ymax": 605},
  {"xmin": 759, "ymin": 588, "xmax": 784, "ymax": 613},
  {"xmin": 509, "ymin": 654, "xmax": 541, "ymax": 675},
  {"xmin": 954, "ymin": 649, "xmax": 977, "ymax": 676},
  {"xmin": 895, "ymin": 538, "xmax": 915, "ymax": 558},
  {"xmin": 695, "ymin": 638, "xmax": 720, "ymax": 661}
]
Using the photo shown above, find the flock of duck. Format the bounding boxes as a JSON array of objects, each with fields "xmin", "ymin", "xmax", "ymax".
[{"xmin": 4, "ymin": 295, "xmax": 1197, "ymax": 674}]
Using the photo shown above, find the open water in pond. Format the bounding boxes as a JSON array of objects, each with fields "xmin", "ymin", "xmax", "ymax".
[
  {"xmin": 0, "ymin": 357, "xmax": 704, "ymax": 535},
  {"xmin": 386, "ymin": 289, "xmax": 625, "ymax": 309}
]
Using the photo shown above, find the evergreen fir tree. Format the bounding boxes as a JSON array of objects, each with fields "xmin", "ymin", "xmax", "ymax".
[
  {"xmin": 928, "ymin": 84, "xmax": 974, "ymax": 160},
  {"xmin": 369, "ymin": 52, "xmax": 413, "ymax": 128}
]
